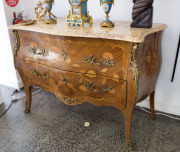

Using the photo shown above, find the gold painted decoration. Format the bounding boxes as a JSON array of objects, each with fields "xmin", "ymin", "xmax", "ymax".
[
  {"xmin": 12, "ymin": 30, "xmax": 20, "ymax": 63},
  {"xmin": 129, "ymin": 43, "xmax": 140, "ymax": 94}
]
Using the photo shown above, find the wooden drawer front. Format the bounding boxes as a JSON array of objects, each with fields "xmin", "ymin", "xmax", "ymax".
[
  {"xmin": 21, "ymin": 61, "xmax": 52, "ymax": 91},
  {"xmin": 52, "ymin": 68, "xmax": 127, "ymax": 109},
  {"xmin": 18, "ymin": 31, "xmax": 130, "ymax": 80},
  {"xmin": 21, "ymin": 60, "xmax": 126, "ymax": 109}
]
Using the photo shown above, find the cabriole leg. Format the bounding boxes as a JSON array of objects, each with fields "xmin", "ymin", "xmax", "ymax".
[
  {"xmin": 24, "ymin": 85, "xmax": 32, "ymax": 113},
  {"xmin": 122, "ymin": 105, "xmax": 134, "ymax": 150},
  {"xmin": 150, "ymin": 91, "xmax": 156, "ymax": 119},
  {"xmin": 124, "ymin": 112, "xmax": 133, "ymax": 150}
]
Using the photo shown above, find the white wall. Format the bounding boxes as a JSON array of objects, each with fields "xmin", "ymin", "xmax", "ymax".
[
  {"xmin": 0, "ymin": 0, "xmax": 23, "ymax": 89},
  {"xmin": 1, "ymin": 0, "xmax": 180, "ymax": 115}
]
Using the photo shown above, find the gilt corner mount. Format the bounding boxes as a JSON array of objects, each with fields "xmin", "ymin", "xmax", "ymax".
[{"xmin": 12, "ymin": 30, "xmax": 20, "ymax": 63}]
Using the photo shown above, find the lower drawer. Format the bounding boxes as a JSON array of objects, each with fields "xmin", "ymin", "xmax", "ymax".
[
  {"xmin": 21, "ymin": 61, "xmax": 127, "ymax": 109},
  {"xmin": 21, "ymin": 60, "xmax": 52, "ymax": 92}
]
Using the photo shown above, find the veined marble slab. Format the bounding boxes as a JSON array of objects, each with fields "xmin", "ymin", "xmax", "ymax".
[{"xmin": 9, "ymin": 18, "xmax": 167, "ymax": 43}]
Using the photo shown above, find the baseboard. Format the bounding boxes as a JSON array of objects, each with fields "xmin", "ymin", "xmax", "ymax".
[
  {"xmin": 0, "ymin": 90, "xmax": 4, "ymax": 104},
  {"xmin": 0, "ymin": 79, "xmax": 23, "ymax": 90},
  {"xmin": 137, "ymin": 99, "xmax": 180, "ymax": 116},
  {"xmin": 17, "ymin": 80, "xmax": 24, "ymax": 89}
]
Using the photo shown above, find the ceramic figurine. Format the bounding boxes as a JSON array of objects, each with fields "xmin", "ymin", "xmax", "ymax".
[
  {"xmin": 35, "ymin": 1, "xmax": 46, "ymax": 21},
  {"xmin": 35, "ymin": 0, "xmax": 57, "ymax": 24},
  {"xmin": 131, "ymin": 0, "xmax": 154, "ymax": 28},
  {"xmin": 67, "ymin": 0, "xmax": 93, "ymax": 27},
  {"xmin": 100, "ymin": 0, "xmax": 114, "ymax": 28},
  {"xmin": 43, "ymin": 0, "xmax": 57, "ymax": 24}
]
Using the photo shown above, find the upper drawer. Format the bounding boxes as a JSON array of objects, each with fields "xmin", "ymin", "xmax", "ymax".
[{"xmin": 17, "ymin": 31, "xmax": 131, "ymax": 80}]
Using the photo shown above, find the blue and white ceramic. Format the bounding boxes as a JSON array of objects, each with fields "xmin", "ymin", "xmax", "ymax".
[{"xmin": 100, "ymin": 0, "xmax": 114, "ymax": 27}]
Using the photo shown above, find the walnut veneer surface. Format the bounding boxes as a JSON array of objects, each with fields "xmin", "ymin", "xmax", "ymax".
[{"xmin": 9, "ymin": 18, "xmax": 167, "ymax": 149}]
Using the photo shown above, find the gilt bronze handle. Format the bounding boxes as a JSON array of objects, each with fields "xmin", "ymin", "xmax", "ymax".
[
  {"xmin": 62, "ymin": 50, "xmax": 68, "ymax": 61},
  {"xmin": 31, "ymin": 69, "xmax": 41, "ymax": 78},
  {"xmin": 84, "ymin": 82, "xmax": 113, "ymax": 93},
  {"xmin": 103, "ymin": 58, "xmax": 115, "ymax": 67},
  {"xmin": 31, "ymin": 69, "xmax": 50, "ymax": 79},
  {"xmin": 29, "ymin": 46, "xmax": 49, "ymax": 56},
  {"xmin": 43, "ymin": 73, "xmax": 50, "ymax": 79},
  {"xmin": 84, "ymin": 54, "xmax": 115, "ymax": 67},
  {"xmin": 57, "ymin": 94, "xmax": 79, "ymax": 104},
  {"xmin": 62, "ymin": 76, "xmax": 67, "ymax": 85},
  {"xmin": 84, "ymin": 54, "xmax": 101, "ymax": 66},
  {"xmin": 12, "ymin": 30, "xmax": 20, "ymax": 63}
]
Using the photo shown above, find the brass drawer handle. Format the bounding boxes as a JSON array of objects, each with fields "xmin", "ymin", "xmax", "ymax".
[
  {"xmin": 84, "ymin": 82, "xmax": 113, "ymax": 92},
  {"xmin": 58, "ymin": 94, "xmax": 79, "ymax": 104},
  {"xmin": 103, "ymin": 58, "xmax": 115, "ymax": 67},
  {"xmin": 31, "ymin": 69, "xmax": 41, "ymax": 78},
  {"xmin": 31, "ymin": 69, "xmax": 50, "ymax": 79},
  {"xmin": 84, "ymin": 54, "xmax": 101, "ymax": 66},
  {"xmin": 62, "ymin": 76, "xmax": 67, "ymax": 85},
  {"xmin": 62, "ymin": 50, "xmax": 68, "ymax": 61},
  {"xmin": 84, "ymin": 54, "xmax": 115, "ymax": 67},
  {"xmin": 43, "ymin": 73, "xmax": 50, "ymax": 79},
  {"xmin": 29, "ymin": 46, "xmax": 49, "ymax": 56}
]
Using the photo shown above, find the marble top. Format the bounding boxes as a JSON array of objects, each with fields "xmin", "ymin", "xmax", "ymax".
[{"xmin": 9, "ymin": 18, "xmax": 167, "ymax": 43}]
